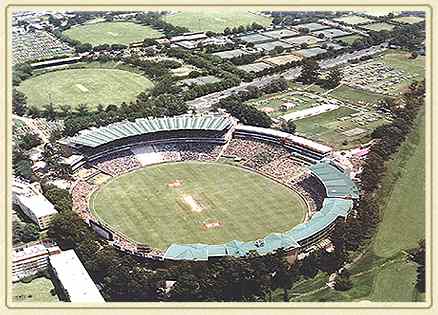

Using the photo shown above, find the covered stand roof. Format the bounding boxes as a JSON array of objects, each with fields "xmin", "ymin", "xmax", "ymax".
[
  {"xmin": 61, "ymin": 114, "xmax": 234, "ymax": 148},
  {"xmin": 310, "ymin": 162, "xmax": 360, "ymax": 199}
]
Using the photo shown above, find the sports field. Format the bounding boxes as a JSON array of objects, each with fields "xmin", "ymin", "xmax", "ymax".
[
  {"xmin": 63, "ymin": 21, "xmax": 163, "ymax": 46},
  {"xmin": 391, "ymin": 16, "xmax": 424, "ymax": 25},
  {"xmin": 17, "ymin": 68, "xmax": 153, "ymax": 110},
  {"xmin": 334, "ymin": 15, "xmax": 374, "ymax": 25},
  {"xmin": 12, "ymin": 277, "xmax": 58, "ymax": 303},
  {"xmin": 337, "ymin": 34, "xmax": 365, "ymax": 45},
  {"xmin": 163, "ymin": 10, "xmax": 272, "ymax": 33},
  {"xmin": 90, "ymin": 161, "xmax": 307, "ymax": 249},
  {"xmin": 329, "ymin": 85, "xmax": 386, "ymax": 105},
  {"xmin": 361, "ymin": 22, "xmax": 395, "ymax": 32}
]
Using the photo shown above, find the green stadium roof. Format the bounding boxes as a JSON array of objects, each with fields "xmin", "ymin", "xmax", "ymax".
[
  {"xmin": 310, "ymin": 162, "xmax": 360, "ymax": 199},
  {"xmin": 63, "ymin": 114, "xmax": 234, "ymax": 148}
]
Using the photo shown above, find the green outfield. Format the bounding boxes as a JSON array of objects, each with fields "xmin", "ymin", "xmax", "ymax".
[
  {"xmin": 13, "ymin": 277, "xmax": 58, "ymax": 303},
  {"xmin": 17, "ymin": 68, "xmax": 153, "ymax": 110},
  {"xmin": 90, "ymin": 161, "xmax": 307, "ymax": 249},
  {"xmin": 163, "ymin": 10, "xmax": 272, "ymax": 33},
  {"xmin": 63, "ymin": 21, "xmax": 163, "ymax": 46}
]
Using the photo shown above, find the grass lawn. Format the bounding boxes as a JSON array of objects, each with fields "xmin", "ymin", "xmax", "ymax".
[
  {"xmin": 361, "ymin": 22, "xmax": 395, "ymax": 31},
  {"xmin": 381, "ymin": 51, "xmax": 425, "ymax": 81},
  {"xmin": 391, "ymin": 16, "xmax": 424, "ymax": 25},
  {"xmin": 90, "ymin": 161, "xmax": 307, "ymax": 249},
  {"xmin": 334, "ymin": 15, "xmax": 374, "ymax": 25},
  {"xmin": 329, "ymin": 85, "xmax": 386, "ymax": 105},
  {"xmin": 369, "ymin": 260, "xmax": 419, "ymax": 302},
  {"xmin": 246, "ymin": 90, "xmax": 319, "ymax": 118},
  {"xmin": 163, "ymin": 10, "xmax": 272, "ymax": 33},
  {"xmin": 63, "ymin": 21, "xmax": 163, "ymax": 46},
  {"xmin": 373, "ymin": 110, "xmax": 425, "ymax": 258},
  {"xmin": 12, "ymin": 277, "xmax": 58, "ymax": 303},
  {"xmin": 337, "ymin": 34, "xmax": 365, "ymax": 45},
  {"xmin": 17, "ymin": 68, "xmax": 153, "ymax": 110}
]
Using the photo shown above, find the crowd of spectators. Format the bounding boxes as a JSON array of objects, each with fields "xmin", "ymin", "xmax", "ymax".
[
  {"xmin": 260, "ymin": 157, "xmax": 306, "ymax": 183},
  {"xmin": 91, "ymin": 150, "xmax": 141, "ymax": 176},
  {"xmin": 71, "ymin": 180, "xmax": 96, "ymax": 216},
  {"xmin": 291, "ymin": 174, "xmax": 327, "ymax": 212}
]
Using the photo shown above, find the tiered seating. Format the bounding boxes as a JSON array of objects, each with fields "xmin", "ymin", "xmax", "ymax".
[
  {"xmin": 259, "ymin": 157, "xmax": 306, "ymax": 183},
  {"xmin": 179, "ymin": 143, "xmax": 223, "ymax": 161},
  {"xmin": 90, "ymin": 150, "xmax": 141, "ymax": 176},
  {"xmin": 291, "ymin": 174, "xmax": 327, "ymax": 212},
  {"xmin": 243, "ymin": 145, "xmax": 289, "ymax": 170},
  {"xmin": 71, "ymin": 180, "xmax": 96, "ymax": 215}
]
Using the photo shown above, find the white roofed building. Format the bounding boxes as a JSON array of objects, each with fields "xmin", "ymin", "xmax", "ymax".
[
  {"xmin": 12, "ymin": 178, "xmax": 58, "ymax": 230},
  {"xmin": 49, "ymin": 249, "xmax": 105, "ymax": 303}
]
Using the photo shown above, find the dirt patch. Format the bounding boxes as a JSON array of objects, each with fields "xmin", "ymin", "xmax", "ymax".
[
  {"xmin": 167, "ymin": 179, "xmax": 183, "ymax": 188},
  {"xmin": 202, "ymin": 220, "xmax": 223, "ymax": 230}
]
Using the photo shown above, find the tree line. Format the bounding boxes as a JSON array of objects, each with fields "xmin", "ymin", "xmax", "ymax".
[{"xmin": 343, "ymin": 80, "xmax": 425, "ymax": 251}]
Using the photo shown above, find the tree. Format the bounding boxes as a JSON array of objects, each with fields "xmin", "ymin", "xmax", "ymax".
[
  {"xmin": 271, "ymin": 249, "xmax": 301, "ymax": 302},
  {"xmin": 14, "ymin": 159, "xmax": 33, "ymax": 180},
  {"xmin": 297, "ymin": 59, "xmax": 320, "ymax": 84},
  {"xmin": 77, "ymin": 103, "xmax": 89, "ymax": 116},
  {"xmin": 321, "ymin": 68, "xmax": 343, "ymax": 89},
  {"xmin": 408, "ymin": 239, "xmax": 425, "ymax": 293},
  {"xmin": 27, "ymin": 106, "xmax": 42, "ymax": 118},
  {"xmin": 12, "ymin": 89, "xmax": 28, "ymax": 115},
  {"xmin": 43, "ymin": 185, "xmax": 73, "ymax": 213},
  {"xmin": 334, "ymin": 273, "xmax": 352, "ymax": 291},
  {"xmin": 42, "ymin": 103, "xmax": 56, "ymax": 121},
  {"xmin": 21, "ymin": 224, "xmax": 40, "ymax": 242},
  {"xmin": 18, "ymin": 133, "xmax": 42, "ymax": 150},
  {"xmin": 47, "ymin": 210, "xmax": 97, "ymax": 250},
  {"xmin": 281, "ymin": 120, "xmax": 296, "ymax": 134},
  {"xmin": 299, "ymin": 252, "xmax": 319, "ymax": 279}
]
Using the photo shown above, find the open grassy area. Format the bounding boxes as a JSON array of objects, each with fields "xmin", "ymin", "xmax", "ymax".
[
  {"xmin": 381, "ymin": 51, "xmax": 425, "ymax": 82},
  {"xmin": 63, "ymin": 21, "xmax": 163, "ymax": 46},
  {"xmin": 361, "ymin": 22, "xmax": 395, "ymax": 32},
  {"xmin": 12, "ymin": 277, "xmax": 58, "ymax": 303},
  {"xmin": 337, "ymin": 34, "xmax": 365, "ymax": 45},
  {"xmin": 329, "ymin": 85, "xmax": 386, "ymax": 105},
  {"xmin": 17, "ymin": 68, "xmax": 153, "ymax": 110},
  {"xmin": 294, "ymin": 106, "xmax": 389, "ymax": 149},
  {"xmin": 163, "ymin": 10, "xmax": 272, "ymax": 33},
  {"xmin": 391, "ymin": 16, "xmax": 424, "ymax": 25},
  {"xmin": 368, "ymin": 260, "xmax": 418, "ymax": 302},
  {"xmin": 90, "ymin": 161, "xmax": 306, "ymax": 249},
  {"xmin": 373, "ymin": 110, "xmax": 425, "ymax": 258},
  {"xmin": 334, "ymin": 15, "xmax": 374, "ymax": 25}
]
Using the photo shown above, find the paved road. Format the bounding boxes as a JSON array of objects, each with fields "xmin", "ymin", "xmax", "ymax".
[{"xmin": 187, "ymin": 44, "xmax": 388, "ymax": 111}]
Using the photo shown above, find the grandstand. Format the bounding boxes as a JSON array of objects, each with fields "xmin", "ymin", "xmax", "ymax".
[{"xmin": 62, "ymin": 114, "xmax": 359, "ymax": 261}]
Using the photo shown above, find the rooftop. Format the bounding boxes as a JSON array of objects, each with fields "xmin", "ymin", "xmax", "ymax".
[{"xmin": 49, "ymin": 250, "xmax": 105, "ymax": 303}]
